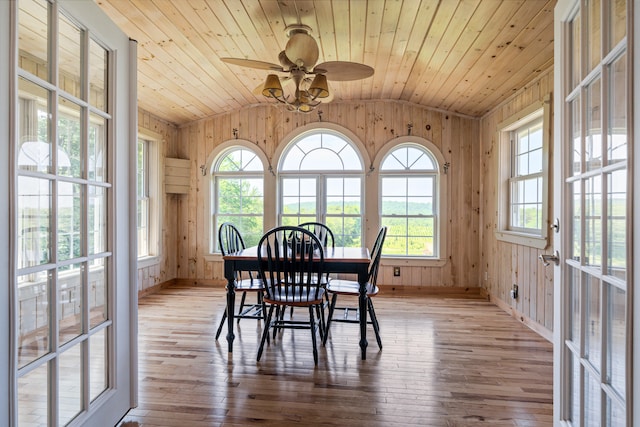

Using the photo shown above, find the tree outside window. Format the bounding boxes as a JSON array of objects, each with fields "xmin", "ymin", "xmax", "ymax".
[{"xmin": 213, "ymin": 148, "xmax": 264, "ymax": 249}]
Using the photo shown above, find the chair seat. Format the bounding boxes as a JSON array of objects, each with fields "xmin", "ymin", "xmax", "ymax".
[
  {"xmin": 265, "ymin": 287, "xmax": 325, "ymax": 306},
  {"xmin": 233, "ymin": 278, "xmax": 264, "ymax": 291},
  {"xmin": 326, "ymin": 279, "xmax": 378, "ymax": 297}
]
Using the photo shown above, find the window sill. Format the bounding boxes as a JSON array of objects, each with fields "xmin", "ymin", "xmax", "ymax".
[
  {"xmin": 495, "ymin": 230, "xmax": 549, "ymax": 249},
  {"xmin": 137, "ymin": 255, "xmax": 162, "ymax": 269},
  {"xmin": 380, "ymin": 257, "xmax": 447, "ymax": 267}
]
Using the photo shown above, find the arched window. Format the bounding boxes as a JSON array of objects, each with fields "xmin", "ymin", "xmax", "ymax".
[
  {"xmin": 379, "ymin": 143, "xmax": 442, "ymax": 257},
  {"xmin": 211, "ymin": 147, "xmax": 264, "ymax": 250},
  {"xmin": 279, "ymin": 130, "xmax": 364, "ymax": 247}
]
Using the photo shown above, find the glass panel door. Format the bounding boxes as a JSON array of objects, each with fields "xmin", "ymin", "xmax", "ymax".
[
  {"xmin": 555, "ymin": 0, "xmax": 629, "ymax": 425},
  {"xmin": 15, "ymin": 0, "xmax": 115, "ymax": 425}
]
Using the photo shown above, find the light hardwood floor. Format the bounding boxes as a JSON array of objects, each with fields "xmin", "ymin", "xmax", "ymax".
[{"xmin": 117, "ymin": 284, "xmax": 552, "ymax": 427}]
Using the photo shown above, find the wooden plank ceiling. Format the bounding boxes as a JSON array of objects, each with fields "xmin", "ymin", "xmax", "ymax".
[{"xmin": 96, "ymin": 0, "xmax": 556, "ymax": 126}]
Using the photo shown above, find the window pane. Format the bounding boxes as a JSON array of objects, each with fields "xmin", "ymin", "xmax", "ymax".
[
  {"xmin": 59, "ymin": 345, "xmax": 82, "ymax": 425},
  {"xmin": 609, "ymin": 0, "xmax": 626, "ymax": 49},
  {"xmin": 382, "ymin": 196, "xmax": 406, "ymax": 215},
  {"xmin": 90, "ymin": 329, "xmax": 108, "ymax": 401},
  {"xmin": 382, "ymin": 177, "xmax": 407, "ymax": 196},
  {"xmin": 59, "ymin": 263, "xmax": 83, "ymax": 345},
  {"xmin": 89, "ymin": 185, "xmax": 106, "ymax": 255},
  {"xmin": 381, "ymin": 216, "xmax": 408, "ymax": 254},
  {"xmin": 587, "ymin": 0, "xmax": 601, "ymax": 71},
  {"xmin": 19, "ymin": 0, "xmax": 49, "ymax": 80},
  {"xmin": 529, "ymin": 147, "xmax": 543, "ymax": 173},
  {"xmin": 607, "ymin": 395, "xmax": 626, "ymax": 427},
  {"xmin": 89, "ymin": 38, "xmax": 107, "ymax": 111},
  {"xmin": 584, "ymin": 369, "xmax": 602, "ymax": 427},
  {"xmin": 407, "ymin": 197, "xmax": 432, "ymax": 216},
  {"xmin": 607, "ymin": 170, "xmax": 626, "ymax": 279},
  {"xmin": 18, "ymin": 272, "xmax": 51, "ymax": 367},
  {"xmin": 407, "ymin": 177, "xmax": 432, "ymax": 196},
  {"xmin": 89, "ymin": 257, "xmax": 107, "ymax": 328},
  {"xmin": 585, "ymin": 175, "xmax": 602, "ymax": 267},
  {"xmin": 18, "ymin": 78, "xmax": 51, "ymax": 173},
  {"xmin": 586, "ymin": 78, "xmax": 602, "ymax": 172},
  {"xmin": 218, "ymin": 148, "xmax": 263, "ymax": 172},
  {"xmin": 571, "ymin": 181, "xmax": 582, "ymax": 261},
  {"xmin": 18, "ymin": 176, "xmax": 52, "ymax": 269},
  {"xmin": 282, "ymin": 133, "xmax": 362, "ymax": 171},
  {"xmin": 300, "ymin": 147, "xmax": 342, "ymax": 170},
  {"xmin": 569, "ymin": 266, "xmax": 580, "ymax": 342},
  {"xmin": 58, "ymin": 98, "xmax": 82, "ymax": 178},
  {"xmin": 326, "ymin": 216, "xmax": 362, "ymax": 247},
  {"xmin": 585, "ymin": 274, "xmax": 601, "ymax": 370},
  {"xmin": 570, "ymin": 353, "xmax": 580, "ymax": 423},
  {"xmin": 58, "ymin": 182, "xmax": 83, "ymax": 261},
  {"xmin": 18, "ymin": 361, "xmax": 49, "ymax": 425},
  {"xmin": 607, "ymin": 284, "xmax": 625, "ymax": 397},
  {"xmin": 608, "ymin": 53, "xmax": 627, "ymax": 165},
  {"xmin": 571, "ymin": 96, "xmax": 582, "ymax": 175},
  {"xmin": 407, "ymin": 217, "xmax": 434, "ymax": 256},
  {"xmin": 88, "ymin": 113, "xmax": 106, "ymax": 182},
  {"xmin": 570, "ymin": 12, "xmax": 581, "ymax": 88},
  {"xmin": 58, "ymin": 13, "xmax": 82, "ymax": 99}
]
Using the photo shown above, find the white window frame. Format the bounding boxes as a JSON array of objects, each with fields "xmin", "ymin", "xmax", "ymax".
[
  {"xmin": 277, "ymin": 128, "xmax": 365, "ymax": 247},
  {"xmin": 203, "ymin": 140, "xmax": 271, "ymax": 260},
  {"xmin": 136, "ymin": 131, "xmax": 162, "ymax": 267},
  {"xmin": 374, "ymin": 137, "xmax": 447, "ymax": 265},
  {"xmin": 495, "ymin": 96, "xmax": 551, "ymax": 249}
]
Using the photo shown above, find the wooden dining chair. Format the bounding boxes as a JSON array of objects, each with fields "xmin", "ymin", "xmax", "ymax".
[
  {"xmin": 323, "ymin": 226, "xmax": 387, "ymax": 349},
  {"xmin": 215, "ymin": 222, "xmax": 265, "ymax": 340},
  {"xmin": 298, "ymin": 222, "xmax": 334, "ymax": 249},
  {"xmin": 256, "ymin": 226, "xmax": 327, "ymax": 366}
]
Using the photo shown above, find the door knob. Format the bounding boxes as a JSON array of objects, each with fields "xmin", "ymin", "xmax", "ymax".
[{"xmin": 539, "ymin": 250, "xmax": 560, "ymax": 266}]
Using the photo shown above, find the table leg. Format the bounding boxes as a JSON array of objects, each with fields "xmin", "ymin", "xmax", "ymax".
[
  {"xmin": 358, "ymin": 269, "xmax": 368, "ymax": 360},
  {"xmin": 224, "ymin": 261, "xmax": 236, "ymax": 353}
]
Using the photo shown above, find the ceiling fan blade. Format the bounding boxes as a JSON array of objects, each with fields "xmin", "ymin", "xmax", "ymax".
[
  {"xmin": 315, "ymin": 61, "xmax": 374, "ymax": 81},
  {"xmin": 220, "ymin": 57, "xmax": 283, "ymax": 71},
  {"xmin": 284, "ymin": 32, "xmax": 319, "ymax": 69}
]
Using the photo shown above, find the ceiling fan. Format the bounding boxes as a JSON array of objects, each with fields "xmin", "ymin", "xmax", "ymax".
[{"xmin": 221, "ymin": 24, "xmax": 374, "ymax": 113}]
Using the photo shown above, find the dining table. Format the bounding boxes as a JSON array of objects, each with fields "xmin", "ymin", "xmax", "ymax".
[{"xmin": 222, "ymin": 245, "xmax": 372, "ymax": 359}]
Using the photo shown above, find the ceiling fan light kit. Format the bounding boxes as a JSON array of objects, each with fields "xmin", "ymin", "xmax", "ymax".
[{"xmin": 221, "ymin": 24, "xmax": 373, "ymax": 113}]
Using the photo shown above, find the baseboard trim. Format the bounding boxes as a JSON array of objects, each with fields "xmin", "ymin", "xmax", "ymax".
[
  {"xmin": 486, "ymin": 290, "xmax": 553, "ymax": 342},
  {"xmin": 138, "ymin": 279, "xmax": 176, "ymax": 298},
  {"xmin": 377, "ymin": 284, "xmax": 485, "ymax": 297}
]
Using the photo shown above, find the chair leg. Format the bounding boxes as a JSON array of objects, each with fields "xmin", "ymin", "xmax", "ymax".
[
  {"xmin": 368, "ymin": 298, "xmax": 382, "ymax": 349},
  {"xmin": 215, "ymin": 308, "xmax": 228, "ymax": 340},
  {"xmin": 323, "ymin": 293, "xmax": 338, "ymax": 345},
  {"xmin": 316, "ymin": 303, "xmax": 326, "ymax": 345},
  {"xmin": 257, "ymin": 305, "xmax": 275, "ymax": 362},
  {"xmin": 309, "ymin": 305, "xmax": 318, "ymax": 366},
  {"xmin": 237, "ymin": 291, "xmax": 248, "ymax": 323}
]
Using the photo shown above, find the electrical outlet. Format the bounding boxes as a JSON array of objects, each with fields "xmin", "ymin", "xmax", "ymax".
[{"xmin": 393, "ymin": 267, "xmax": 400, "ymax": 277}]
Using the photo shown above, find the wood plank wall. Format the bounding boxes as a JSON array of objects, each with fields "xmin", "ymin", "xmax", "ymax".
[
  {"xmin": 138, "ymin": 71, "xmax": 555, "ymax": 340},
  {"xmin": 175, "ymin": 100, "xmax": 481, "ymax": 291},
  {"xmin": 478, "ymin": 67, "xmax": 554, "ymax": 339},
  {"xmin": 137, "ymin": 110, "xmax": 180, "ymax": 293}
]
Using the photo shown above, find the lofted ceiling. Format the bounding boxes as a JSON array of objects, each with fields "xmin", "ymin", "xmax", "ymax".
[{"xmin": 96, "ymin": 0, "xmax": 556, "ymax": 126}]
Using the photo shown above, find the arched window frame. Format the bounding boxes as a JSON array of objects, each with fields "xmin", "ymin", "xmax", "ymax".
[
  {"xmin": 373, "ymin": 136, "xmax": 448, "ymax": 265},
  {"xmin": 275, "ymin": 124, "xmax": 369, "ymax": 247},
  {"xmin": 204, "ymin": 140, "xmax": 271, "ymax": 256}
]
